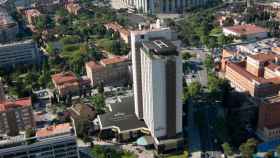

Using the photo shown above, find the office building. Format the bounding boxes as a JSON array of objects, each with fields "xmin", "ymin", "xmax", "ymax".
[
  {"xmin": 85, "ymin": 56, "xmax": 130, "ymax": 86},
  {"xmin": 0, "ymin": 123, "xmax": 80, "ymax": 158},
  {"xmin": 131, "ymin": 23, "xmax": 183, "ymax": 152},
  {"xmin": 126, "ymin": 0, "xmax": 216, "ymax": 13},
  {"xmin": 0, "ymin": 39, "xmax": 41, "ymax": 68},
  {"xmin": 0, "ymin": 97, "xmax": 35, "ymax": 136}
]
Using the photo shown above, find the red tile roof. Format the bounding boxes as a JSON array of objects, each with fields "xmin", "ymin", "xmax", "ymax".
[
  {"xmin": 51, "ymin": 72, "xmax": 78, "ymax": 85},
  {"xmin": 36, "ymin": 123, "xmax": 71, "ymax": 137},
  {"xmin": 100, "ymin": 56, "xmax": 129, "ymax": 65},
  {"xmin": 248, "ymin": 53, "xmax": 277, "ymax": 62},
  {"xmin": 104, "ymin": 22, "xmax": 130, "ymax": 36},
  {"xmin": 224, "ymin": 24, "xmax": 267, "ymax": 35},
  {"xmin": 25, "ymin": 9, "xmax": 41, "ymax": 17},
  {"xmin": 0, "ymin": 97, "xmax": 32, "ymax": 112},
  {"xmin": 85, "ymin": 61, "xmax": 103, "ymax": 70},
  {"xmin": 227, "ymin": 61, "xmax": 280, "ymax": 85},
  {"xmin": 86, "ymin": 56, "xmax": 129, "ymax": 70}
]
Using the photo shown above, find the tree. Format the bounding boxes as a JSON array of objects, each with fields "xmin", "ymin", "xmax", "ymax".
[
  {"xmin": 76, "ymin": 119, "xmax": 91, "ymax": 142},
  {"xmin": 277, "ymin": 145, "xmax": 280, "ymax": 157},
  {"xmin": 90, "ymin": 94, "xmax": 106, "ymax": 114},
  {"xmin": 188, "ymin": 81, "xmax": 202, "ymax": 97},
  {"xmin": 182, "ymin": 52, "xmax": 192, "ymax": 60},
  {"xmin": 239, "ymin": 138, "xmax": 258, "ymax": 158},
  {"xmin": 222, "ymin": 142, "xmax": 233, "ymax": 157},
  {"xmin": 204, "ymin": 55, "xmax": 214, "ymax": 71}
]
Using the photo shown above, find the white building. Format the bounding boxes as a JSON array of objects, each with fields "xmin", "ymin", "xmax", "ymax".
[
  {"xmin": 126, "ymin": 0, "xmax": 217, "ymax": 13},
  {"xmin": 0, "ymin": 123, "xmax": 80, "ymax": 158},
  {"xmin": 131, "ymin": 22, "xmax": 183, "ymax": 152},
  {"xmin": 223, "ymin": 24, "xmax": 268, "ymax": 41},
  {"xmin": 0, "ymin": 39, "xmax": 41, "ymax": 68},
  {"xmin": 131, "ymin": 21, "xmax": 172, "ymax": 119}
]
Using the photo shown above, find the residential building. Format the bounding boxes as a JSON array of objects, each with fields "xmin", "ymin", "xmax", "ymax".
[
  {"xmin": 52, "ymin": 71, "xmax": 91, "ymax": 98},
  {"xmin": 104, "ymin": 22, "xmax": 131, "ymax": 44},
  {"xmin": 223, "ymin": 24, "xmax": 268, "ymax": 40},
  {"xmin": 65, "ymin": 3, "xmax": 82, "ymax": 15},
  {"xmin": 126, "ymin": 0, "xmax": 217, "ymax": 13},
  {"xmin": 85, "ymin": 56, "xmax": 130, "ymax": 86},
  {"xmin": 52, "ymin": 71, "xmax": 80, "ymax": 97},
  {"xmin": 0, "ymin": 123, "xmax": 80, "ymax": 158},
  {"xmin": 0, "ymin": 39, "xmax": 41, "ymax": 68},
  {"xmin": 0, "ymin": 7, "xmax": 19, "ymax": 43},
  {"xmin": 70, "ymin": 101, "xmax": 96, "ymax": 121},
  {"xmin": 24, "ymin": 9, "xmax": 41, "ymax": 25},
  {"xmin": 0, "ymin": 97, "xmax": 35, "ymax": 136}
]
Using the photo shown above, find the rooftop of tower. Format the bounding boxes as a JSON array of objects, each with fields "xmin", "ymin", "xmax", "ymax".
[{"xmin": 142, "ymin": 38, "xmax": 178, "ymax": 56}]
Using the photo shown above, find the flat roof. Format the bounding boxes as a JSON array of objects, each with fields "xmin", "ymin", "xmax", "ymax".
[
  {"xmin": 142, "ymin": 38, "xmax": 178, "ymax": 56},
  {"xmin": 98, "ymin": 96, "xmax": 147, "ymax": 133}
]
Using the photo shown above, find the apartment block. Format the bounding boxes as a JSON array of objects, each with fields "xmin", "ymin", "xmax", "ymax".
[
  {"xmin": 0, "ymin": 39, "xmax": 41, "ymax": 68},
  {"xmin": 0, "ymin": 123, "xmax": 80, "ymax": 158},
  {"xmin": 0, "ymin": 97, "xmax": 35, "ymax": 136},
  {"xmin": 85, "ymin": 56, "xmax": 130, "ymax": 86}
]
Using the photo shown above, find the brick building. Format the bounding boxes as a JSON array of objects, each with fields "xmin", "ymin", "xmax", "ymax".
[
  {"xmin": 221, "ymin": 48, "xmax": 280, "ymax": 97},
  {"xmin": 258, "ymin": 96, "xmax": 280, "ymax": 140},
  {"xmin": 85, "ymin": 56, "xmax": 130, "ymax": 86},
  {"xmin": 0, "ymin": 97, "xmax": 35, "ymax": 136}
]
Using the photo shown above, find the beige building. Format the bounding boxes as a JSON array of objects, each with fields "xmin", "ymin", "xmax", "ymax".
[
  {"xmin": 85, "ymin": 56, "xmax": 130, "ymax": 86},
  {"xmin": 24, "ymin": 9, "xmax": 41, "ymax": 25},
  {"xmin": 52, "ymin": 72, "xmax": 80, "ymax": 97},
  {"xmin": 104, "ymin": 22, "xmax": 131, "ymax": 44},
  {"xmin": 0, "ymin": 97, "xmax": 35, "ymax": 136},
  {"xmin": 65, "ymin": 3, "xmax": 82, "ymax": 15}
]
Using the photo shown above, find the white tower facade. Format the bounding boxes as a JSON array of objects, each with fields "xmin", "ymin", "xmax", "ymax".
[{"xmin": 131, "ymin": 25, "xmax": 183, "ymax": 152}]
